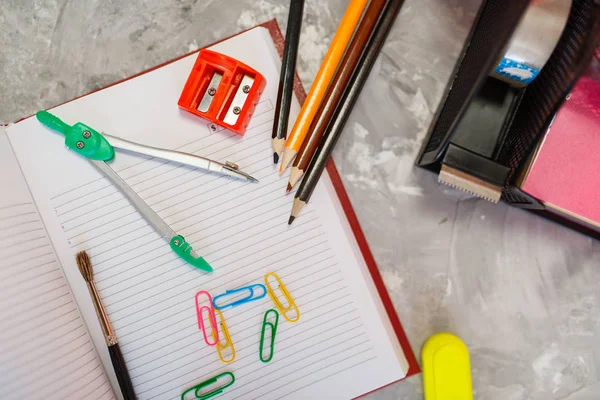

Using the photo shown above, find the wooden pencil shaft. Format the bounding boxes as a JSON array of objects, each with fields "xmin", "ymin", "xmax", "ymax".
[
  {"xmin": 284, "ymin": 0, "xmax": 370, "ymax": 151},
  {"xmin": 271, "ymin": 0, "xmax": 305, "ymax": 141},
  {"xmin": 296, "ymin": 0, "xmax": 405, "ymax": 203},
  {"xmin": 290, "ymin": 198, "xmax": 306, "ymax": 219},
  {"xmin": 294, "ymin": 0, "xmax": 387, "ymax": 172}
]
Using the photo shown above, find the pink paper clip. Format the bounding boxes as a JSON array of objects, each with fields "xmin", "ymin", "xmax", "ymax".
[{"xmin": 195, "ymin": 290, "xmax": 219, "ymax": 346}]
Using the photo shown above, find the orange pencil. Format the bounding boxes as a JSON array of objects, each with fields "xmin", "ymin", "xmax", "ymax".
[{"xmin": 279, "ymin": 0, "xmax": 369, "ymax": 172}]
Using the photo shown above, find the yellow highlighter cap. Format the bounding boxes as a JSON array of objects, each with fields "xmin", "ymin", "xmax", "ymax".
[{"xmin": 422, "ymin": 333, "xmax": 473, "ymax": 400}]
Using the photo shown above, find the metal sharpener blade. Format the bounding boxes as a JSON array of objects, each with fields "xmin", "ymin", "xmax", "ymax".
[
  {"xmin": 223, "ymin": 75, "xmax": 255, "ymax": 125},
  {"xmin": 197, "ymin": 72, "xmax": 223, "ymax": 113}
]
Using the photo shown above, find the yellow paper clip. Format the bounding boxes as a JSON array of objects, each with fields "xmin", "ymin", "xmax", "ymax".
[
  {"xmin": 214, "ymin": 309, "xmax": 236, "ymax": 364},
  {"xmin": 264, "ymin": 272, "xmax": 300, "ymax": 323}
]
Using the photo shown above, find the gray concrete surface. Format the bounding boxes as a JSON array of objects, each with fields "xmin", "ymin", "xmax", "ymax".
[{"xmin": 2, "ymin": 0, "xmax": 599, "ymax": 398}]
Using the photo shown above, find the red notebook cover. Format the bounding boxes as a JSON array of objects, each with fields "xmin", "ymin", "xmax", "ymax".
[{"xmin": 30, "ymin": 18, "xmax": 420, "ymax": 394}]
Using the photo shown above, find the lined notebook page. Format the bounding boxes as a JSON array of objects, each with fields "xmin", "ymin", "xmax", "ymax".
[
  {"xmin": 7, "ymin": 27, "xmax": 408, "ymax": 399},
  {"xmin": 0, "ymin": 131, "xmax": 116, "ymax": 400}
]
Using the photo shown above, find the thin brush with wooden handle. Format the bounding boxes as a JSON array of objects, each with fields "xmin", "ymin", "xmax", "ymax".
[{"xmin": 76, "ymin": 251, "xmax": 137, "ymax": 400}]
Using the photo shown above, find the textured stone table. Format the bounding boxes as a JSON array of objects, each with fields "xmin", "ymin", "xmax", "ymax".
[{"xmin": 2, "ymin": 0, "xmax": 599, "ymax": 398}]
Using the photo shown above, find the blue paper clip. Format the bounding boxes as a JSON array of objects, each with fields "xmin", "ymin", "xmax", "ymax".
[{"xmin": 212, "ymin": 284, "xmax": 267, "ymax": 310}]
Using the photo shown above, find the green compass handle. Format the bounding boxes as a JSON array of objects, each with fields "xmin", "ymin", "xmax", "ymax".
[
  {"xmin": 36, "ymin": 110, "xmax": 115, "ymax": 161},
  {"xmin": 170, "ymin": 236, "xmax": 213, "ymax": 272}
]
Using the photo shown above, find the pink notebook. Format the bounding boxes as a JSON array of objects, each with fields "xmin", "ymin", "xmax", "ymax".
[{"xmin": 520, "ymin": 72, "xmax": 600, "ymax": 230}]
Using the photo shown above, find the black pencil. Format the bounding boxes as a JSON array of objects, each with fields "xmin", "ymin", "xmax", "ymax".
[
  {"xmin": 288, "ymin": 0, "xmax": 406, "ymax": 224},
  {"xmin": 272, "ymin": 0, "xmax": 305, "ymax": 164}
]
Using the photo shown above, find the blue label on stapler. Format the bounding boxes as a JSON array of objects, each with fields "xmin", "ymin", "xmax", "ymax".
[{"xmin": 494, "ymin": 57, "xmax": 539, "ymax": 85}]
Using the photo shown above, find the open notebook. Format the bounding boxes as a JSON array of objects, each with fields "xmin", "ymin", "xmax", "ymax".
[{"xmin": 0, "ymin": 22, "xmax": 417, "ymax": 400}]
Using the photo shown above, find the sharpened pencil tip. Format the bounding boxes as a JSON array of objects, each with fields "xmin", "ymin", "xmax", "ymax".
[
  {"xmin": 288, "ymin": 215, "xmax": 295, "ymax": 225},
  {"xmin": 248, "ymin": 175, "xmax": 259, "ymax": 183},
  {"xmin": 286, "ymin": 183, "xmax": 292, "ymax": 192},
  {"xmin": 273, "ymin": 152, "xmax": 279, "ymax": 164}
]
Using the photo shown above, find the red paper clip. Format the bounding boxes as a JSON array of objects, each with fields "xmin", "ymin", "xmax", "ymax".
[
  {"xmin": 178, "ymin": 49, "xmax": 266, "ymax": 135},
  {"xmin": 195, "ymin": 290, "xmax": 218, "ymax": 346}
]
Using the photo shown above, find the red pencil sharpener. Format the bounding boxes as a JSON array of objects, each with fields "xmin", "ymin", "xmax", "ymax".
[{"xmin": 178, "ymin": 49, "xmax": 266, "ymax": 135}]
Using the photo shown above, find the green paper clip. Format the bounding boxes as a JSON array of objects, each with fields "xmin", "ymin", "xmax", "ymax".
[
  {"xmin": 259, "ymin": 309, "xmax": 279, "ymax": 363},
  {"xmin": 181, "ymin": 372, "xmax": 235, "ymax": 400}
]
